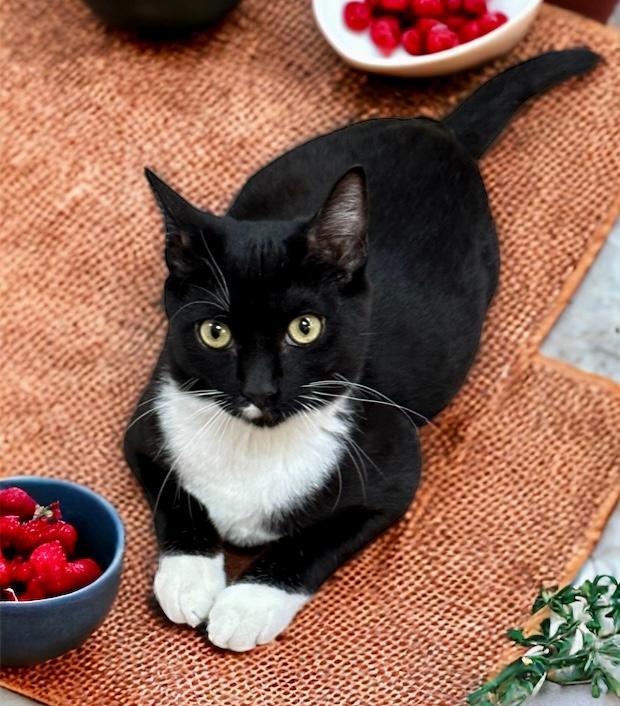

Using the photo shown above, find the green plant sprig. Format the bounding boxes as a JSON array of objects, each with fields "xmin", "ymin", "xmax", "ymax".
[{"xmin": 468, "ymin": 575, "xmax": 620, "ymax": 706}]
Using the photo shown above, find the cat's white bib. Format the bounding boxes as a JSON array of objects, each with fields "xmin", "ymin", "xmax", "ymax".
[{"xmin": 156, "ymin": 376, "xmax": 351, "ymax": 546}]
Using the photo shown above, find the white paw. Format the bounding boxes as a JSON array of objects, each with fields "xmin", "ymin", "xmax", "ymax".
[
  {"xmin": 153, "ymin": 553, "xmax": 226, "ymax": 628},
  {"xmin": 207, "ymin": 583, "xmax": 309, "ymax": 652}
]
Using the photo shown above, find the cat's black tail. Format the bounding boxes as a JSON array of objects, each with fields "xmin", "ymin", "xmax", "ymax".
[{"xmin": 444, "ymin": 48, "xmax": 600, "ymax": 160}]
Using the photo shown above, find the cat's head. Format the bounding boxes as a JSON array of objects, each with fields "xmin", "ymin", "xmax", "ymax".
[{"xmin": 146, "ymin": 167, "xmax": 371, "ymax": 427}]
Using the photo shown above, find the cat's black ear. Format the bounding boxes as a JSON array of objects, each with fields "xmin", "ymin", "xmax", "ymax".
[
  {"xmin": 307, "ymin": 167, "xmax": 368, "ymax": 275},
  {"xmin": 145, "ymin": 168, "xmax": 219, "ymax": 275}
]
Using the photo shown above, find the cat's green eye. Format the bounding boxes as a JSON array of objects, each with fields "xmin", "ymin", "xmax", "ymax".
[
  {"xmin": 287, "ymin": 314, "xmax": 323, "ymax": 346},
  {"xmin": 198, "ymin": 320, "xmax": 232, "ymax": 350}
]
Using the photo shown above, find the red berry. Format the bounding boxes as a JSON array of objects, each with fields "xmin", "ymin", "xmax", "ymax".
[
  {"xmin": 416, "ymin": 17, "xmax": 442, "ymax": 33},
  {"xmin": 28, "ymin": 541, "xmax": 102, "ymax": 597},
  {"xmin": 0, "ymin": 487, "xmax": 37, "ymax": 520},
  {"xmin": 411, "ymin": 0, "xmax": 445, "ymax": 17},
  {"xmin": 370, "ymin": 17, "xmax": 401, "ymax": 56},
  {"xmin": 10, "ymin": 556, "xmax": 33, "ymax": 583},
  {"xmin": 463, "ymin": 0, "xmax": 486, "ymax": 14},
  {"xmin": 402, "ymin": 27, "xmax": 423, "ymax": 55},
  {"xmin": 343, "ymin": 1, "xmax": 372, "ymax": 31},
  {"xmin": 425, "ymin": 23, "xmax": 459, "ymax": 52},
  {"xmin": 13, "ymin": 518, "xmax": 78, "ymax": 555},
  {"xmin": 52, "ymin": 522, "xmax": 78, "ymax": 555},
  {"xmin": 444, "ymin": 14, "xmax": 466, "ymax": 29},
  {"xmin": 59, "ymin": 558, "xmax": 102, "ymax": 594},
  {"xmin": 478, "ymin": 11, "xmax": 508, "ymax": 34},
  {"xmin": 0, "ymin": 554, "xmax": 11, "ymax": 588},
  {"xmin": 0, "ymin": 515, "xmax": 21, "ymax": 548},
  {"xmin": 381, "ymin": 0, "xmax": 408, "ymax": 10},
  {"xmin": 381, "ymin": 15, "xmax": 401, "ymax": 33},
  {"xmin": 20, "ymin": 576, "xmax": 47, "ymax": 601},
  {"xmin": 30, "ymin": 541, "xmax": 68, "ymax": 594},
  {"xmin": 445, "ymin": 0, "xmax": 462, "ymax": 10},
  {"xmin": 459, "ymin": 18, "xmax": 481, "ymax": 42}
]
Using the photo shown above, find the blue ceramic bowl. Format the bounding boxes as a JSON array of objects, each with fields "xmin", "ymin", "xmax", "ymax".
[{"xmin": 0, "ymin": 477, "xmax": 124, "ymax": 666}]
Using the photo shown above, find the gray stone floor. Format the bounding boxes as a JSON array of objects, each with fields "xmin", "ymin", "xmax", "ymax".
[{"xmin": 541, "ymin": 219, "xmax": 620, "ymax": 383}]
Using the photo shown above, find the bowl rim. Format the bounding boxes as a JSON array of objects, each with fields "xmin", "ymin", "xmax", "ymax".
[
  {"xmin": 312, "ymin": 0, "xmax": 543, "ymax": 68},
  {"xmin": 0, "ymin": 476, "xmax": 125, "ymax": 609}
]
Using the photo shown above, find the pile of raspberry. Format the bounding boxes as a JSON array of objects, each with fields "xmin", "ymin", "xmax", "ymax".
[
  {"xmin": 343, "ymin": 0, "xmax": 508, "ymax": 56},
  {"xmin": 0, "ymin": 487, "xmax": 102, "ymax": 601}
]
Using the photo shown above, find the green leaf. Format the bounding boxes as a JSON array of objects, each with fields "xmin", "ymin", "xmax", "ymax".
[{"xmin": 468, "ymin": 575, "xmax": 620, "ymax": 705}]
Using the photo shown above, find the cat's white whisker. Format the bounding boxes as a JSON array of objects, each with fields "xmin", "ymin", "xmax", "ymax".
[
  {"xmin": 152, "ymin": 404, "xmax": 229, "ymax": 520},
  {"xmin": 311, "ymin": 389, "xmax": 421, "ymax": 428},
  {"xmin": 193, "ymin": 285, "xmax": 229, "ymax": 313},
  {"xmin": 306, "ymin": 376, "xmax": 432, "ymax": 428},
  {"xmin": 341, "ymin": 443, "xmax": 367, "ymax": 504},
  {"xmin": 199, "ymin": 232, "xmax": 230, "ymax": 307},
  {"xmin": 169, "ymin": 298, "xmax": 227, "ymax": 324},
  {"xmin": 347, "ymin": 435, "xmax": 387, "ymax": 482}
]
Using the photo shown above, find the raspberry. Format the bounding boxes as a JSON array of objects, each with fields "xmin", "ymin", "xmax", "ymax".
[
  {"xmin": 20, "ymin": 576, "xmax": 47, "ymax": 601},
  {"xmin": 380, "ymin": 0, "xmax": 409, "ymax": 10},
  {"xmin": 60, "ymin": 558, "xmax": 102, "ymax": 593},
  {"xmin": 411, "ymin": 0, "xmax": 445, "ymax": 16},
  {"xmin": 0, "ymin": 515, "xmax": 20, "ymax": 548},
  {"xmin": 370, "ymin": 17, "xmax": 401, "ymax": 56},
  {"xmin": 30, "ymin": 541, "xmax": 68, "ymax": 595},
  {"xmin": 0, "ymin": 487, "xmax": 37, "ymax": 520},
  {"xmin": 10, "ymin": 556, "xmax": 33, "ymax": 583},
  {"xmin": 0, "ymin": 553, "xmax": 11, "ymax": 588},
  {"xmin": 459, "ymin": 19, "xmax": 482, "ymax": 42},
  {"xmin": 478, "ymin": 11, "xmax": 508, "ymax": 34},
  {"xmin": 344, "ymin": 2, "xmax": 372, "ymax": 31},
  {"xmin": 402, "ymin": 27, "xmax": 423, "ymax": 54},
  {"xmin": 14, "ymin": 517, "xmax": 78, "ymax": 555},
  {"xmin": 416, "ymin": 17, "xmax": 442, "ymax": 34},
  {"xmin": 463, "ymin": 0, "xmax": 486, "ymax": 14},
  {"xmin": 425, "ymin": 23, "xmax": 459, "ymax": 52},
  {"xmin": 444, "ymin": 14, "xmax": 466, "ymax": 30},
  {"xmin": 445, "ymin": 0, "xmax": 462, "ymax": 10},
  {"xmin": 30, "ymin": 542, "xmax": 102, "ymax": 596}
]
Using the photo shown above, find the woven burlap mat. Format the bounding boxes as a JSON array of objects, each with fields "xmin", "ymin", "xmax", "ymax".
[{"xmin": 1, "ymin": 1, "xmax": 619, "ymax": 703}]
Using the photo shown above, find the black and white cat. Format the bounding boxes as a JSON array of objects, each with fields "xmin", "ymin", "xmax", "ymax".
[{"xmin": 124, "ymin": 49, "xmax": 598, "ymax": 652}]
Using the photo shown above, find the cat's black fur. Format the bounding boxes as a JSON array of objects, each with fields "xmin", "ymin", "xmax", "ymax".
[{"xmin": 124, "ymin": 50, "xmax": 598, "ymax": 620}]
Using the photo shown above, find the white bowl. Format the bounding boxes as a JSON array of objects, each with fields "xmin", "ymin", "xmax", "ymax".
[{"xmin": 312, "ymin": 0, "xmax": 542, "ymax": 77}]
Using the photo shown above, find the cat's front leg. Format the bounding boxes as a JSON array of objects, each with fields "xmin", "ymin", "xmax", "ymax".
[
  {"xmin": 124, "ymin": 431, "xmax": 226, "ymax": 628},
  {"xmin": 154, "ymin": 552, "xmax": 225, "ymax": 628},
  {"xmin": 207, "ymin": 507, "xmax": 404, "ymax": 651}
]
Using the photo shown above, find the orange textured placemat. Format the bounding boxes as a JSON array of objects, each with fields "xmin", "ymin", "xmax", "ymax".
[{"xmin": 1, "ymin": 1, "xmax": 620, "ymax": 704}]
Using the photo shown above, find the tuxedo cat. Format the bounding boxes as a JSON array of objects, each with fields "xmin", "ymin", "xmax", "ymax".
[{"xmin": 124, "ymin": 49, "xmax": 598, "ymax": 652}]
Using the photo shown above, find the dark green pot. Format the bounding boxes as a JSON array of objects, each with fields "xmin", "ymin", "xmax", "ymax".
[{"xmin": 82, "ymin": 0, "xmax": 241, "ymax": 34}]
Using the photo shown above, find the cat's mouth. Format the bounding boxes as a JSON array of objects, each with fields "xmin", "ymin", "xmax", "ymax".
[
  {"xmin": 238, "ymin": 403, "xmax": 284, "ymax": 428},
  {"xmin": 236, "ymin": 399, "xmax": 329, "ymax": 428}
]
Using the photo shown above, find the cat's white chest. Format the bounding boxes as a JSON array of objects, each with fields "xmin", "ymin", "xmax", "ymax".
[{"xmin": 156, "ymin": 378, "xmax": 351, "ymax": 546}]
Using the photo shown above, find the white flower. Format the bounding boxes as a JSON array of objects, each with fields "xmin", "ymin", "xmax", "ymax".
[
  {"xmin": 531, "ymin": 674, "xmax": 547, "ymax": 697},
  {"xmin": 570, "ymin": 597, "xmax": 591, "ymax": 624},
  {"xmin": 596, "ymin": 613, "xmax": 616, "ymax": 637},
  {"xmin": 569, "ymin": 627, "xmax": 584, "ymax": 655},
  {"xmin": 549, "ymin": 611, "xmax": 566, "ymax": 637}
]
